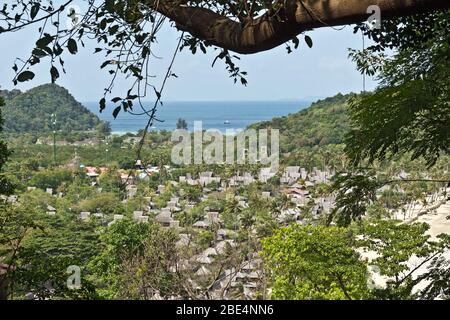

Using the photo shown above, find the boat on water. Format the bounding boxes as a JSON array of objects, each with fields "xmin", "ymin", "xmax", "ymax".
[{"xmin": 224, "ymin": 120, "xmax": 231, "ymax": 125}]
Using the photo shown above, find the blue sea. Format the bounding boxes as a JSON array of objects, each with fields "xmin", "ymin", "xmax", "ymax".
[{"xmin": 84, "ymin": 100, "xmax": 312, "ymax": 134}]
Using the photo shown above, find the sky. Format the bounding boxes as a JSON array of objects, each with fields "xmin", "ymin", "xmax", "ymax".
[{"xmin": 0, "ymin": 8, "xmax": 377, "ymax": 102}]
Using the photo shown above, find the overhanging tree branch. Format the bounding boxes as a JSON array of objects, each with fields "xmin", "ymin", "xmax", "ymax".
[{"xmin": 146, "ymin": 0, "xmax": 450, "ymax": 54}]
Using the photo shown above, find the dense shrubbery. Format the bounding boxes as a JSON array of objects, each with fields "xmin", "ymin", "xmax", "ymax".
[
  {"xmin": 252, "ymin": 93, "xmax": 351, "ymax": 153},
  {"xmin": 0, "ymin": 97, "xmax": 12, "ymax": 194},
  {"xmin": 28, "ymin": 169, "xmax": 74, "ymax": 190}
]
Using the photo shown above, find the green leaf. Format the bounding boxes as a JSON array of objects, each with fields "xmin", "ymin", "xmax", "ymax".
[
  {"xmin": 36, "ymin": 34, "xmax": 54, "ymax": 49},
  {"xmin": 30, "ymin": 4, "xmax": 40, "ymax": 20},
  {"xmin": 108, "ymin": 25, "xmax": 119, "ymax": 36},
  {"xmin": 17, "ymin": 71, "xmax": 35, "ymax": 82},
  {"xmin": 99, "ymin": 18, "xmax": 107, "ymax": 30},
  {"xmin": 100, "ymin": 60, "xmax": 111, "ymax": 69},
  {"xmin": 32, "ymin": 48, "xmax": 47, "ymax": 57},
  {"xmin": 292, "ymin": 36, "xmax": 300, "ymax": 49},
  {"xmin": 67, "ymin": 39, "xmax": 78, "ymax": 54},
  {"xmin": 200, "ymin": 43, "xmax": 207, "ymax": 54},
  {"xmin": 99, "ymin": 98, "xmax": 106, "ymax": 112},
  {"xmin": 305, "ymin": 35, "xmax": 313, "ymax": 48},
  {"xmin": 112, "ymin": 106, "xmax": 121, "ymax": 119},
  {"xmin": 50, "ymin": 66, "xmax": 60, "ymax": 83},
  {"xmin": 105, "ymin": 0, "xmax": 115, "ymax": 12}
]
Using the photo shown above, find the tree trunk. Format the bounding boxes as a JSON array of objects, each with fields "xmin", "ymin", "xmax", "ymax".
[{"xmin": 0, "ymin": 266, "xmax": 9, "ymax": 300}]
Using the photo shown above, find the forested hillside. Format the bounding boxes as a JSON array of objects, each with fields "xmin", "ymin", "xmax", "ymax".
[
  {"xmin": 0, "ymin": 84, "xmax": 107, "ymax": 134},
  {"xmin": 252, "ymin": 93, "xmax": 352, "ymax": 153}
]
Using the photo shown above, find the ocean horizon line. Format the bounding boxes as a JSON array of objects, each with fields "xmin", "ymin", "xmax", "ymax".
[
  {"xmin": 81, "ymin": 98, "xmax": 318, "ymax": 104},
  {"xmin": 85, "ymin": 100, "xmax": 312, "ymax": 134}
]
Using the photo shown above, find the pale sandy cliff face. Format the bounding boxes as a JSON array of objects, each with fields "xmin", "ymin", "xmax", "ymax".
[{"xmin": 417, "ymin": 201, "xmax": 450, "ymax": 239}]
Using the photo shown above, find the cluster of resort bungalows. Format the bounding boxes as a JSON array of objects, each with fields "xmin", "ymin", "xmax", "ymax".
[
  {"xmin": 3, "ymin": 161, "xmax": 447, "ymax": 299},
  {"xmin": 118, "ymin": 165, "xmax": 335, "ymax": 299}
]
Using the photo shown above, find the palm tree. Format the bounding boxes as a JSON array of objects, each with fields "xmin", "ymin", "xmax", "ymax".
[{"xmin": 176, "ymin": 118, "xmax": 188, "ymax": 130}]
